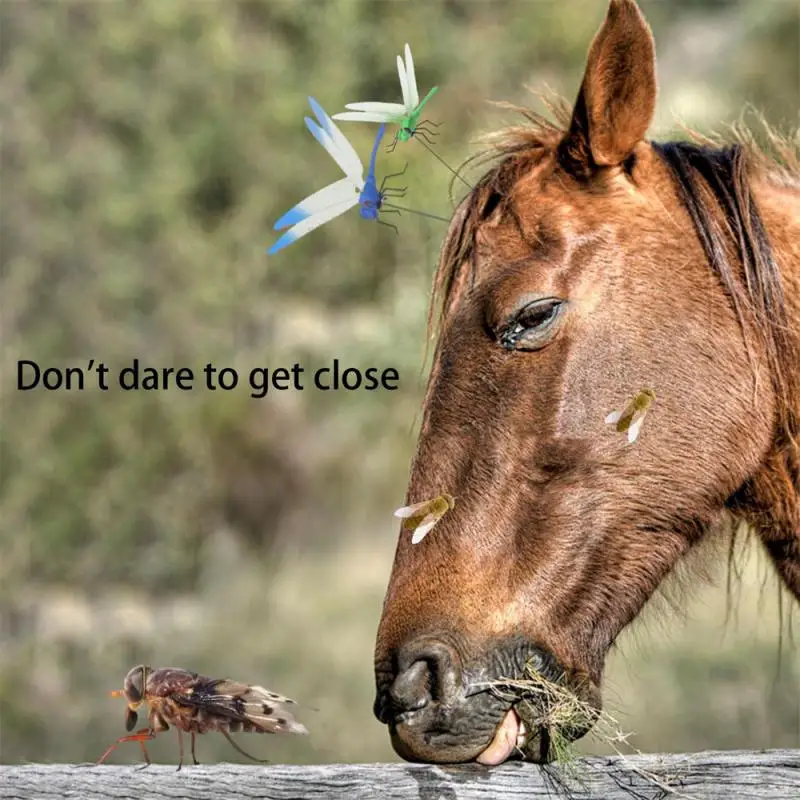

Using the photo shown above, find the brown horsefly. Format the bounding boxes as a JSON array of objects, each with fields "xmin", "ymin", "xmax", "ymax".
[
  {"xmin": 605, "ymin": 389, "xmax": 656, "ymax": 444},
  {"xmin": 394, "ymin": 493, "xmax": 455, "ymax": 544},
  {"xmin": 97, "ymin": 665, "xmax": 308, "ymax": 769}
]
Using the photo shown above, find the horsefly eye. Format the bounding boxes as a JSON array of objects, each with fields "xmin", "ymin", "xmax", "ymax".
[
  {"xmin": 499, "ymin": 299, "xmax": 564, "ymax": 351},
  {"xmin": 125, "ymin": 665, "xmax": 145, "ymax": 703}
]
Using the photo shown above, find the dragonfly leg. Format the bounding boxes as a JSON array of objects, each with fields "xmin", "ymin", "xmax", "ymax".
[
  {"xmin": 381, "ymin": 187, "xmax": 407, "ymax": 198},
  {"xmin": 96, "ymin": 728, "xmax": 156, "ymax": 767},
  {"xmin": 385, "ymin": 132, "xmax": 400, "ymax": 154},
  {"xmin": 191, "ymin": 732, "xmax": 200, "ymax": 766},
  {"xmin": 414, "ymin": 121, "xmax": 440, "ymax": 137},
  {"xmin": 379, "ymin": 163, "xmax": 408, "ymax": 192},
  {"xmin": 419, "ymin": 118, "xmax": 442, "ymax": 128},
  {"xmin": 377, "ymin": 217, "xmax": 400, "ymax": 235},
  {"xmin": 414, "ymin": 130, "xmax": 439, "ymax": 147}
]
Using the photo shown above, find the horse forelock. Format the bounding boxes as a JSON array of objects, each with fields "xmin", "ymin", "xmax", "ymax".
[{"xmin": 427, "ymin": 97, "xmax": 800, "ymax": 534}]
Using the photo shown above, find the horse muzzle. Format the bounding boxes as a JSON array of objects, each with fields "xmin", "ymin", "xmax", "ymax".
[{"xmin": 374, "ymin": 634, "xmax": 601, "ymax": 764}]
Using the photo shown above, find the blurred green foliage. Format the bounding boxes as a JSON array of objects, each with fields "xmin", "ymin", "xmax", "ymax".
[{"xmin": 1, "ymin": 0, "xmax": 797, "ymax": 766}]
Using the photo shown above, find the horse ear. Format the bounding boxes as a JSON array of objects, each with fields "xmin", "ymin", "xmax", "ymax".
[{"xmin": 559, "ymin": 0, "xmax": 657, "ymax": 175}]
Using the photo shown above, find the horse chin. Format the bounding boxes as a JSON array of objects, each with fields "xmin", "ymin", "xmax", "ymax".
[{"xmin": 388, "ymin": 724, "xmax": 488, "ymax": 764}]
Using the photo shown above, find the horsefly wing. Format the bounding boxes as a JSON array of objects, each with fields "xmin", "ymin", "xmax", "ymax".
[
  {"xmin": 605, "ymin": 389, "xmax": 656, "ymax": 444},
  {"xmin": 394, "ymin": 493, "xmax": 455, "ymax": 544}
]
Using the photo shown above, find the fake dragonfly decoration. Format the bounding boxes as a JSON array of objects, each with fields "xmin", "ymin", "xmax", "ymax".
[
  {"xmin": 268, "ymin": 98, "xmax": 447, "ymax": 255},
  {"xmin": 605, "ymin": 389, "xmax": 656, "ymax": 444},
  {"xmin": 333, "ymin": 44, "xmax": 439, "ymax": 148},
  {"xmin": 268, "ymin": 98, "xmax": 409, "ymax": 254},
  {"xmin": 333, "ymin": 44, "xmax": 471, "ymax": 189}
]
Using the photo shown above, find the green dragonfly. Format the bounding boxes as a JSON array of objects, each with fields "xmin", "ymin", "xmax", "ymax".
[{"xmin": 333, "ymin": 43, "xmax": 441, "ymax": 152}]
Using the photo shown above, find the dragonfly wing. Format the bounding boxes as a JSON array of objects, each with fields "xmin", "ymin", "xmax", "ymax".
[
  {"xmin": 306, "ymin": 97, "xmax": 364, "ymax": 182},
  {"xmin": 274, "ymin": 178, "xmax": 357, "ymax": 230},
  {"xmin": 268, "ymin": 197, "xmax": 356, "ymax": 255},
  {"xmin": 411, "ymin": 515, "xmax": 439, "ymax": 545},
  {"xmin": 396, "ymin": 53, "xmax": 410, "ymax": 110},
  {"xmin": 333, "ymin": 111, "xmax": 400, "ymax": 124},
  {"xmin": 305, "ymin": 117, "xmax": 365, "ymax": 185},
  {"xmin": 403, "ymin": 43, "xmax": 419, "ymax": 109},
  {"xmin": 343, "ymin": 101, "xmax": 406, "ymax": 115},
  {"xmin": 627, "ymin": 411, "xmax": 647, "ymax": 444}
]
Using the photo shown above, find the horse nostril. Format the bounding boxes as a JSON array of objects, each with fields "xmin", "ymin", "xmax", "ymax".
[
  {"xmin": 387, "ymin": 639, "xmax": 461, "ymax": 716},
  {"xmin": 389, "ymin": 660, "xmax": 431, "ymax": 713}
]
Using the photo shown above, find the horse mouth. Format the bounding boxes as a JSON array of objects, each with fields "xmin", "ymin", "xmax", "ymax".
[{"xmin": 387, "ymin": 692, "xmax": 592, "ymax": 766}]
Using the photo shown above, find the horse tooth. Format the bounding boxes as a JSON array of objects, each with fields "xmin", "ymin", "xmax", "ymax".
[{"xmin": 516, "ymin": 720, "xmax": 528, "ymax": 748}]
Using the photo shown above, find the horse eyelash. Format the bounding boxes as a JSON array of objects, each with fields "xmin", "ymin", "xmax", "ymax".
[{"xmin": 498, "ymin": 301, "xmax": 563, "ymax": 350}]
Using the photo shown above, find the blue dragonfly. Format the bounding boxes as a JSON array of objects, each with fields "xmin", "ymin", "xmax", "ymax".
[
  {"xmin": 268, "ymin": 98, "xmax": 408, "ymax": 255},
  {"xmin": 356, "ymin": 124, "xmax": 408, "ymax": 228}
]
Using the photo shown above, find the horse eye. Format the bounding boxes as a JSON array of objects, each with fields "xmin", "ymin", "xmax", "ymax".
[{"xmin": 498, "ymin": 298, "xmax": 564, "ymax": 351}]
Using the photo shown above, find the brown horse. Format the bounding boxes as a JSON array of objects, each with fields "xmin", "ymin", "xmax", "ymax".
[{"xmin": 374, "ymin": 0, "xmax": 799, "ymax": 765}]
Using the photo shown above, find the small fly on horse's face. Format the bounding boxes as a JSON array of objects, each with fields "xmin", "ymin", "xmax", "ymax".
[{"xmin": 374, "ymin": 0, "xmax": 800, "ymax": 765}]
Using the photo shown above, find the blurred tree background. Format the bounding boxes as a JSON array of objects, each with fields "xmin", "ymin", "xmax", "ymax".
[{"xmin": 1, "ymin": 0, "xmax": 797, "ymax": 766}]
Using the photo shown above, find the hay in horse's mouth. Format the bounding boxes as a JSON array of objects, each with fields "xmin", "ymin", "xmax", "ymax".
[{"xmin": 473, "ymin": 661, "xmax": 601, "ymax": 765}]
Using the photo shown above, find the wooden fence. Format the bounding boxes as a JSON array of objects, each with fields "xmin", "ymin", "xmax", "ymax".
[{"xmin": 2, "ymin": 750, "xmax": 799, "ymax": 799}]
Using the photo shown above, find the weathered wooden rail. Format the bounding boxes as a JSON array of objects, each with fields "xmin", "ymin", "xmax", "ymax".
[{"xmin": 2, "ymin": 751, "xmax": 798, "ymax": 799}]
